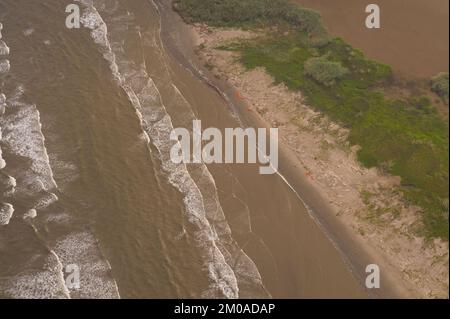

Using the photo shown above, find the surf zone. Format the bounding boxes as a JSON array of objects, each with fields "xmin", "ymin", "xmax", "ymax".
[{"xmin": 170, "ymin": 120, "xmax": 279, "ymax": 175}]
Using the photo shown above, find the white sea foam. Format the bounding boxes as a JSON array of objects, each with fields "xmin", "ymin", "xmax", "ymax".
[
  {"xmin": 0, "ymin": 126, "xmax": 4, "ymax": 169},
  {"xmin": 0, "ymin": 149, "xmax": 5, "ymax": 169},
  {"xmin": 33, "ymin": 192, "xmax": 59, "ymax": 210},
  {"xmin": 143, "ymin": 83, "xmax": 239, "ymax": 298},
  {"xmin": 0, "ymin": 20, "xmax": 120, "ymax": 298},
  {"xmin": 151, "ymin": 1, "xmax": 267, "ymax": 295},
  {"xmin": 77, "ymin": 0, "xmax": 241, "ymax": 298},
  {"xmin": 8, "ymin": 85, "xmax": 25, "ymax": 102},
  {"xmin": 0, "ymin": 100, "xmax": 57, "ymax": 191},
  {"xmin": 0, "ymin": 23, "xmax": 8, "ymax": 65},
  {"xmin": 54, "ymin": 231, "xmax": 120, "ymax": 299},
  {"xmin": 1, "ymin": 251, "xmax": 71, "ymax": 299},
  {"xmin": 0, "ymin": 139, "xmax": 5, "ymax": 169},
  {"xmin": 23, "ymin": 28, "xmax": 34, "ymax": 37},
  {"xmin": 0, "ymin": 213, "xmax": 119, "ymax": 299},
  {"xmin": 0, "ymin": 202, "xmax": 14, "ymax": 225},
  {"xmin": 0, "ymin": 174, "xmax": 16, "ymax": 198},
  {"xmin": 0, "ymin": 59, "xmax": 10, "ymax": 74},
  {"xmin": 0, "ymin": 40, "xmax": 9, "ymax": 56},
  {"xmin": 0, "ymin": 174, "xmax": 16, "ymax": 190},
  {"xmin": 24, "ymin": 208, "xmax": 37, "ymax": 219},
  {"xmin": 169, "ymin": 86, "xmax": 268, "ymax": 294},
  {"xmin": 80, "ymin": 0, "xmax": 268, "ymax": 298},
  {"xmin": 0, "ymin": 93, "xmax": 6, "ymax": 115},
  {"xmin": 43, "ymin": 211, "xmax": 73, "ymax": 224}
]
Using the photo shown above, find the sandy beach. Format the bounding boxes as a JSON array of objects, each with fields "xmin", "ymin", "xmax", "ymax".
[{"xmin": 156, "ymin": 0, "xmax": 449, "ymax": 298}]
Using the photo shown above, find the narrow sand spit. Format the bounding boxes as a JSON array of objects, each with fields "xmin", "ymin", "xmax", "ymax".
[{"xmin": 189, "ymin": 25, "xmax": 448, "ymax": 299}]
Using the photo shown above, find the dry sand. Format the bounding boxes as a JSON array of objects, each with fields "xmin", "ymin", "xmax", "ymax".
[{"xmin": 188, "ymin": 25, "xmax": 449, "ymax": 298}]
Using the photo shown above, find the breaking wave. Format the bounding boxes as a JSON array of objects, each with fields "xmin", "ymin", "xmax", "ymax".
[
  {"xmin": 76, "ymin": 0, "xmax": 268, "ymax": 298},
  {"xmin": 0, "ymin": 19, "xmax": 119, "ymax": 298}
]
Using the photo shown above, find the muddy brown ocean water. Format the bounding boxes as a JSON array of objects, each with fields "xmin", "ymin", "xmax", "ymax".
[
  {"xmin": 156, "ymin": 0, "xmax": 370, "ymax": 298},
  {"xmin": 0, "ymin": 0, "xmax": 209, "ymax": 298},
  {"xmin": 0, "ymin": 0, "xmax": 376, "ymax": 298}
]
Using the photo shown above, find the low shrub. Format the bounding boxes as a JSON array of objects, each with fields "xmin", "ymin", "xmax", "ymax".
[
  {"xmin": 431, "ymin": 72, "xmax": 449, "ymax": 101},
  {"xmin": 304, "ymin": 56, "xmax": 348, "ymax": 87}
]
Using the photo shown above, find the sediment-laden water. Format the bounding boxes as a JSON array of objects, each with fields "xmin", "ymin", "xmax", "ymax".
[{"xmin": 0, "ymin": 0, "xmax": 369, "ymax": 298}]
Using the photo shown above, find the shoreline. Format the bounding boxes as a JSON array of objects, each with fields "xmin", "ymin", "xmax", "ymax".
[{"xmin": 155, "ymin": 0, "xmax": 449, "ymax": 298}]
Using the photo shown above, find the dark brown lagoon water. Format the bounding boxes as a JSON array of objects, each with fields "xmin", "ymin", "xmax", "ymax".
[{"xmin": 296, "ymin": 0, "xmax": 449, "ymax": 78}]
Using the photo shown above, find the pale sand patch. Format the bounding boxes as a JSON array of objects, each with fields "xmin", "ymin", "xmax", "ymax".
[{"xmin": 193, "ymin": 25, "xmax": 449, "ymax": 298}]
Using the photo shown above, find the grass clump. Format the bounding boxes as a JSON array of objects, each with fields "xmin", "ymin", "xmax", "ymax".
[
  {"xmin": 431, "ymin": 72, "xmax": 449, "ymax": 102},
  {"xmin": 304, "ymin": 55, "xmax": 348, "ymax": 87}
]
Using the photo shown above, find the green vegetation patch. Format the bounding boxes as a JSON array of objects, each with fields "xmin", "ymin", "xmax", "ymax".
[
  {"xmin": 175, "ymin": 0, "xmax": 450, "ymax": 239},
  {"xmin": 431, "ymin": 72, "xmax": 449, "ymax": 102},
  {"xmin": 238, "ymin": 37, "xmax": 449, "ymax": 239},
  {"xmin": 173, "ymin": 0, "xmax": 329, "ymax": 45}
]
